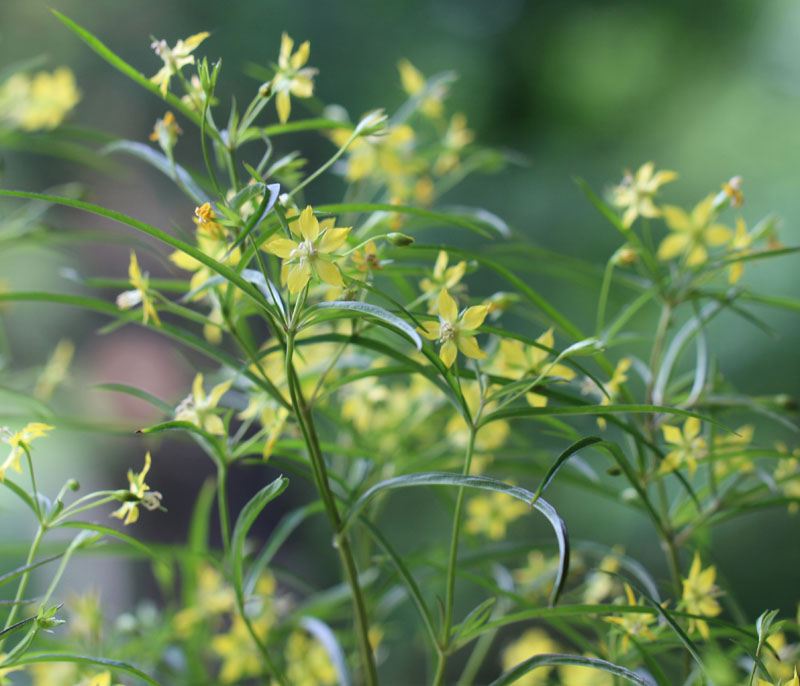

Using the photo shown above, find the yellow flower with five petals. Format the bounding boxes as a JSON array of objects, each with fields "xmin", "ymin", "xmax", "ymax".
[
  {"xmin": 0, "ymin": 422, "xmax": 53, "ymax": 482},
  {"xmin": 111, "ymin": 452, "xmax": 162, "ymax": 526},
  {"xmin": 150, "ymin": 32, "xmax": 210, "ymax": 97},
  {"xmin": 659, "ymin": 417, "xmax": 706, "ymax": 476},
  {"xmin": 681, "ymin": 553, "xmax": 722, "ymax": 639},
  {"xmin": 116, "ymin": 251, "xmax": 161, "ymax": 326},
  {"xmin": 265, "ymin": 206, "xmax": 350, "ymax": 293},
  {"xmin": 657, "ymin": 194, "xmax": 732, "ymax": 266},
  {"xmin": 612, "ymin": 162, "xmax": 677, "ymax": 228},
  {"xmin": 494, "ymin": 328, "xmax": 576, "ymax": 407},
  {"xmin": 269, "ymin": 33, "xmax": 317, "ymax": 124},
  {"xmin": 175, "ymin": 373, "xmax": 233, "ymax": 435},
  {"xmin": 419, "ymin": 289, "xmax": 488, "ymax": 368}
]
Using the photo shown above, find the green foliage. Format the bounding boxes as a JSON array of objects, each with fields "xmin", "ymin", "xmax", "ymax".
[{"xmin": 0, "ymin": 11, "xmax": 797, "ymax": 686}]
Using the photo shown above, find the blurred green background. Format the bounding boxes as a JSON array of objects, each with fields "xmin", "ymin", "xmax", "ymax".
[{"xmin": 0, "ymin": 0, "xmax": 799, "ymax": 674}]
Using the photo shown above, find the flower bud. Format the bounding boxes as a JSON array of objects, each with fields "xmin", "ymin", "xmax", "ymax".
[{"xmin": 387, "ymin": 232, "xmax": 414, "ymax": 247}]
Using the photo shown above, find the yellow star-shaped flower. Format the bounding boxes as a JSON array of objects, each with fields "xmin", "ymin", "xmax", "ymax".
[{"xmin": 419, "ymin": 289, "xmax": 488, "ymax": 368}]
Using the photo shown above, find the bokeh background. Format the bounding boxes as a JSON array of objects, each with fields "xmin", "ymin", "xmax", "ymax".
[{"xmin": 0, "ymin": 0, "xmax": 798, "ymax": 679}]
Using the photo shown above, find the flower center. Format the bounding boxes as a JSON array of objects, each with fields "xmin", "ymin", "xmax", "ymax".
[{"xmin": 439, "ymin": 321, "xmax": 456, "ymax": 342}]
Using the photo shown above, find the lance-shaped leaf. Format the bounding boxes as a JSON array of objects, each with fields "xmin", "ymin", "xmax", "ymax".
[
  {"xmin": 306, "ymin": 301, "xmax": 422, "ymax": 350},
  {"xmin": 342, "ymin": 472, "xmax": 570, "ymax": 606}
]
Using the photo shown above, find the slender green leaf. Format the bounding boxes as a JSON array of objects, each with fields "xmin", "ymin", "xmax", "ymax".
[
  {"xmin": 531, "ymin": 437, "xmax": 604, "ymax": 505},
  {"xmin": 230, "ymin": 476, "xmax": 289, "ymax": 595},
  {"xmin": 12, "ymin": 653, "xmax": 158, "ymax": 685},
  {"xmin": 342, "ymin": 473, "xmax": 569, "ymax": 606},
  {"xmin": 0, "ymin": 553, "xmax": 63, "ymax": 589},
  {"xmin": 0, "ymin": 191, "xmax": 268, "ymax": 310},
  {"xmin": 314, "ymin": 203, "xmax": 496, "ymax": 238},
  {"xmin": 482, "ymin": 403, "xmax": 725, "ymax": 430},
  {"xmin": 307, "ymin": 301, "xmax": 422, "ymax": 350},
  {"xmin": 488, "ymin": 652, "xmax": 656, "ymax": 686},
  {"xmin": 57, "ymin": 522, "xmax": 160, "ymax": 560},
  {"xmin": 102, "ymin": 140, "xmax": 211, "ymax": 205},
  {"xmin": 93, "ymin": 383, "xmax": 173, "ymax": 414}
]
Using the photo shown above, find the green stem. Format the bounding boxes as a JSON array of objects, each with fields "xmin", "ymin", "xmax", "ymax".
[
  {"xmin": 217, "ymin": 463, "xmax": 231, "ymax": 553},
  {"xmin": 434, "ymin": 425, "xmax": 477, "ymax": 686},
  {"xmin": 596, "ymin": 256, "xmax": 616, "ymax": 337},
  {"xmin": 288, "ymin": 128, "xmax": 361, "ymax": 200},
  {"xmin": 0, "ymin": 525, "xmax": 45, "ymax": 652},
  {"xmin": 50, "ymin": 493, "xmax": 119, "ymax": 526},
  {"xmin": 22, "ymin": 446, "xmax": 41, "ymax": 523},
  {"xmin": 284, "ymin": 332, "xmax": 378, "ymax": 686}
]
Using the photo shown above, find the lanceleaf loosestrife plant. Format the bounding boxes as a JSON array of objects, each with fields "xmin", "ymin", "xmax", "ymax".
[{"xmin": 0, "ymin": 12, "xmax": 799, "ymax": 686}]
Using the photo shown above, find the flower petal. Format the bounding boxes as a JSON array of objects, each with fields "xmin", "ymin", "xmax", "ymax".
[
  {"xmin": 315, "ymin": 259, "xmax": 344, "ymax": 287},
  {"xmin": 440, "ymin": 339, "xmax": 457, "ymax": 368},
  {"xmin": 418, "ymin": 321, "xmax": 441, "ymax": 340},
  {"xmin": 460, "ymin": 305, "xmax": 488, "ymax": 331},
  {"xmin": 438, "ymin": 289, "xmax": 458, "ymax": 323},
  {"xmin": 457, "ymin": 334, "xmax": 487, "ymax": 360},
  {"xmin": 318, "ymin": 227, "xmax": 351, "ymax": 253},
  {"xmin": 264, "ymin": 237, "xmax": 298, "ymax": 259},
  {"xmin": 657, "ymin": 232, "xmax": 690, "ymax": 261},
  {"xmin": 287, "ymin": 264, "xmax": 311, "ymax": 293},
  {"xmin": 298, "ymin": 206, "xmax": 319, "ymax": 241}
]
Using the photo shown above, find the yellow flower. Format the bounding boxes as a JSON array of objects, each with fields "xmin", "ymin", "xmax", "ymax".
[
  {"xmin": 494, "ymin": 329, "xmax": 576, "ymax": 407},
  {"xmin": 764, "ymin": 632, "xmax": 800, "ymax": 683},
  {"xmin": 681, "ymin": 553, "xmax": 722, "ymax": 639},
  {"xmin": 30, "ymin": 661, "xmax": 78, "ymax": 686},
  {"xmin": 582, "ymin": 549, "xmax": 623, "ymax": 604},
  {"xmin": 419, "ymin": 289, "xmax": 488, "ymax": 368},
  {"xmin": 0, "ymin": 67, "xmax": 80, "ymax": 131},
  {"xmin": 728, "ymin": 217, "xmax": 752, "ymax": 284},
  {"xmin": 149, "ymin": 110, "xmax": 182, "ymax": 148},
  {"xmin": 465, "ymin": 489, "xmax": 528, "ymax": 540},
  {"xmin": 612, "ymin": 162, "xmax": 677, "ymax": 228},
  {"xmin": 512, "ymin": 551, "xmax": 557, "ymax": 599},
  {"xmin": 150, "ymin": 32, "xmax": 210, "ymax": 97},
  {"xmin": 657, "ymin": 194, "xmax": 732, "ymax": 266},
  {"xmin": 433, "ymin": 113, "xmax": 474, "ymax": 176},
  {"xmin": 116, "ymin": 251, "xmax": 161, "ymax": 326},
  {"xmin": 501, "ymin": 628, "xmax": 559, "ymax": 686},
  {"xmin": 0, "ymin": 422, "xmax": 53, "ymax": 482},
  {"xmin": 584, "ymin": 358, "xmax": 631, "ymax": 430},
  {"xmin": 173, "ymin": 563, "xmax": 236, "ymax": 635},
  {"xmin": 170, "ymin": 234, "xmax": 241, "ymax": 300},
  {"xmin": 111, "ymin": 452, "xmax": 162, "ymax": 526},
  {"xmin": 212, "ymin": 615, "xmax": 271, "ymax": 683},
  {"xmin": 419, "ymin": 251, "xmax": 467, "ymax": 313},
  {"xmin": 330, "ymin": 123, "xmax": 422, "ymax": 203},
  {"xmin": 397, "ymin": 58, "xmax": 446, "ymax": 119},
  {"xmin": 265, "ymin": 206, "xmax": 351, "ymax": 293},
  {"xmin": 285, "ymin": 629, "xmax": 337, "ymax": 686},
  {"xmin": 604, "ymin": 583, "xmax": 658, "ymax": 652},
  {"xmin": 350, "ymin": 241, "xmax": 384, "ymax": 277},
  {"xmin": 712, "ymin": 424, "xmax": 754, "ymax": 479},
  {"xmin": 193, "ymin": 202, "xmax": 227, "ymax": 240},
  {"xmin": 175, "ymin": 373, "xmax": 233, "ymax": 435},
  {"xmin": 34, "ymin": 339, "xmax": 74, "ymax": 401},
  {"xmin": 759, "ymin": 667, "xmax": 800, "ymax": 686},
  {"xmin": 269, "ymin": 32, "xmax": 317, "ymax": 124},
  {"xmin": 659, "ymin": 417, "xmax": 706, "ymax": 476},
  {"xmin": 85, "ymin": 672, "xmax": 123, "ymax": 686},
  {"xmin": 238, "ymin": 393, "xmax": 289, "ymax": 460}
]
